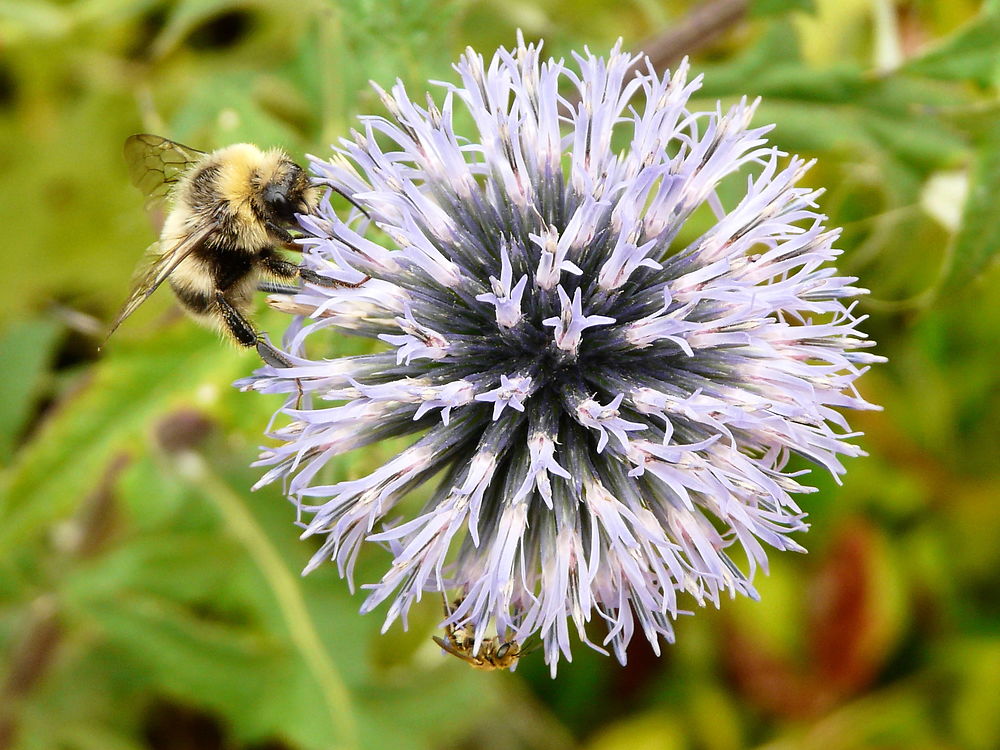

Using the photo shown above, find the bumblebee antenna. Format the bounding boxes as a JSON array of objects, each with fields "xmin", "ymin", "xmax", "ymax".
[{"xmin": 325, "ymin": 185, "xmax": 371, "ymax": 220}]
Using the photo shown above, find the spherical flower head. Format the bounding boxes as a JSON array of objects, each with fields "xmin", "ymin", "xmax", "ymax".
[{"xmin": 240, "ymin": 34, "xmax": 884, "ymax": 676}]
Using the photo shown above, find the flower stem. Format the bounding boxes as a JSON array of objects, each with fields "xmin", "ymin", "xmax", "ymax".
[{"xmin": 181, "ymin": 453, "xmax": 358, "ymax": 750}]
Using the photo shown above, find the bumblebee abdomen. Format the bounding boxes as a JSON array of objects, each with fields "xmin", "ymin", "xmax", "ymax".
[
  {"xmin": 169, "ymin": 251, "xmax": 259, "ymax": 306},
  {"xmin": 169, "ymin": 280, "xmax": 213, "ymax": 316},
  {"xmin": 197, "ymin": 245, "xmax": 258, "ymax": 291}
]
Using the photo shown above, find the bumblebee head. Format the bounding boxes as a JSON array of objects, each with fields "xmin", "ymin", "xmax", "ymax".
[{"xmin": 257, "ymin": 153, "xmax": 318, "ymax": 225}]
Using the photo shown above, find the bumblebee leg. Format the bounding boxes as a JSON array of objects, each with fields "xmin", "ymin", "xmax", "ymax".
[
  {"xmin": 265, "ymin": 223, "xmax": 313, "ymax": 252},
  {"xmin": 258, "ymin": 281, "xmax": 301, "ymax": 294},
  {"xmin": 299, "ymin": 267, "xmax": 371, "ymax": 289},
  {"xmin": 256, "ymin": 340, "xmax": 293, "ymax": 368},
  {"xmin": 260, "ymin": 255, "xmax": 300, "ymax": 280},
  {"xmin": 213, "ymin": 291, "xmax": 257, "ymax": 347},
  {"xmin": 213, "ymin": 291, "xmax": 291, "ymax": 367},
  {"xmin": 262, "ymin": 254, "xmax": 370, "ymax": 289},
  {"xmin": 265, "ymin": 222, "xmax": 296, "ymax": 246}
]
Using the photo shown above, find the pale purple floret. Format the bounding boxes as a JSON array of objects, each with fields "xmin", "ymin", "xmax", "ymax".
[{"xmin": 238, "ymin": 34, "xmax": 883, "ymax": 675}]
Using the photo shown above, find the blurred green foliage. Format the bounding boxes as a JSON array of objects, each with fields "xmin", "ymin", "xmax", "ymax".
[{"xmin": 1, "ymin": 0, "xmax": 998, "ymax": 748}]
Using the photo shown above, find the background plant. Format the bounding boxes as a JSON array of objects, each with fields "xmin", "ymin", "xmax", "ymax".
[{"xmin": 1, "ymin": 1, "xmax": 998, "ymax": 749}]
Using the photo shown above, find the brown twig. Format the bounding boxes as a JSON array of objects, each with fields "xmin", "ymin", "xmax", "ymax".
[
  {"xmin": 561, "ymin": 0, "xmax": 750, "ymax": 109},
  {"xmin": 0, "ymin": 597, "xmax": 61, "ymax": 750},
  {"xmin": 639, "ymin": 0, "xmax": 750, "ymax": 71}
]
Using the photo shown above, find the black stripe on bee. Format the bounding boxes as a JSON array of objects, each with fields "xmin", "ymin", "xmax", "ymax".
[
  {"xmin": 192, "ymin": 245, "xmax": 256, "ymax": 291},
  {"xmin": 170, "ymin": 283, "xmax": 213, "ymax": 315}
]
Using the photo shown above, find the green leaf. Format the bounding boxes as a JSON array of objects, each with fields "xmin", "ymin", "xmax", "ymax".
[
  {"xmin": 951, "ymin": 639, "xmax": 1000, "ymax": 750},
  {"xmin": 42, "ymin": 725, "xmax": 146, "ymax": 750},
  {"xmin": 65, "ymin": 530, "xmax": 248, "ymax": 605},
  {"xmin": 73, "ymin": 589, "xmax": 287, "ymax": 708},
  {"xmin": 171, "ymin": 70, "xmax": 302, "ymax": 148},
  {"xmin": 903, "ymin": 11, "xmax": 1000, "ymax": 87},
  {"xmin": 360, "ymin": 679, "xmax": 506, "ymax": 750},
  {"xmin": 858, "ymin": 107, "xmax": 966, "ymax": 173},
  {"xmin": 0, "ymin": 0, "xmax": 71, "ymax": 40},
  {"xmin": 699, "ymin": 27, "xmax": 970, "ymax": 175},
  {"xmin": 0, "ymin": 318, "xmax": 61, "ymax": 463},
  {"xmin": 938, "ymin": 130, "xmax": 1000, "ymax": 296},
  {"xmin": 750, "ymin": 0, "xmax": 815, "ymax": 19},
  {"xmin": 0, "ymin": 326, "xmax": 253, "ymax": 553},
  {"xmin": 587, "ymin": 712, "xmax": 685, "ymax": 750}
]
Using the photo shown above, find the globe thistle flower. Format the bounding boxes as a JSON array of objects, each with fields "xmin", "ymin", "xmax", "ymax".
[{"xmin": 240, "ymin": 35, "xmax": 883, "ymax": 675}]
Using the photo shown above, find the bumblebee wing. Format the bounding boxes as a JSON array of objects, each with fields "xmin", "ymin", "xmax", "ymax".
[
  {"xmin": 432, "ymin": 636, "xmax": 479, "ymax": 666},
  {"xmin": 104, "ymin": 224, "xmax": 212, "ymax": 342},
  {"xmin": 123, "ymin": 133, "xmax": 206, "ymax": 214}
]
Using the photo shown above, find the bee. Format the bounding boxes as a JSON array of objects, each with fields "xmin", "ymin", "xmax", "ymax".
[
  {"xmin": 109, "ymin": 134, "xmax": 368, "ymax": 365},
  {"xmin": 433, "ymin": 596, "xmax": 526, "ymax": 671}
]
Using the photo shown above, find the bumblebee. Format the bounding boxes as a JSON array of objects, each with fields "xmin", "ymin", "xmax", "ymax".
[
  {"xmin": 433, "ymin": 596, "xmax": 526, "ymax": 671},
  {"xmin": 109, "ymin": 134, "xmax": 367, "ymax": 365}
]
